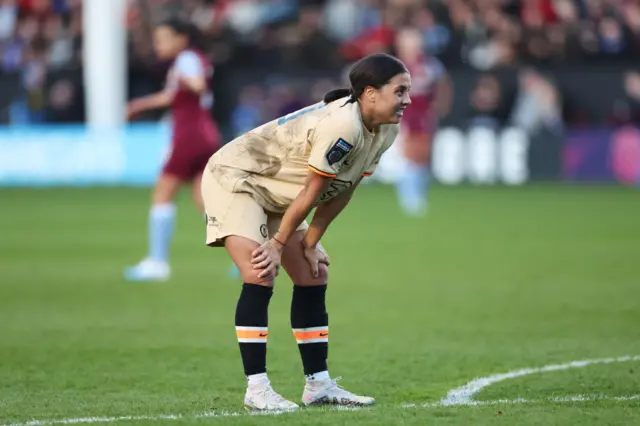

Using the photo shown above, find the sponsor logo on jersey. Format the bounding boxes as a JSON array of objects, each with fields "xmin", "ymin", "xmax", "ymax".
[{"xmin": 326, "ymin": 138, "xmax": 353, "ymax": 165}]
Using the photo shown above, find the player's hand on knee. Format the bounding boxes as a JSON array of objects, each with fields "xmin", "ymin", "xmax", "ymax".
[
  {"xmin": 302, "ymin": 244, "xmax": 325, "ymax": 279},
  {"xmin": 264, "ymin": 264, "xmax": 281, "ymax": 281},
  {"xmin": 251, "ymin": 238, "xmax": 284, "ymax": 279},
  {"xmin": 317, "ymin": 243, "xmax": 330, "ymax": 267}
]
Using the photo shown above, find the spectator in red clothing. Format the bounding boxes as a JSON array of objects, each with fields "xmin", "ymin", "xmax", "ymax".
[{"xmin": 339, "ymin": 4, "xmax": 401, "ymax": 60}]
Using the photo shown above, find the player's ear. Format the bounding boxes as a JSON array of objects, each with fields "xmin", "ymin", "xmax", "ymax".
[{"xmin": 363, "ymin": 86, "xmax": 377, "ymax": 104}]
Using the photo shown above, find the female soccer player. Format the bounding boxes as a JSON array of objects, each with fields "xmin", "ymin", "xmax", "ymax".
[
  {"xmin": 124, "ymin": 20, "xmax": 221, "ymax": 282},
  {"xmin": 394, "ymin": 27, "xmax": 451, "ymax": 216},
  {"xmin": 201, "ymin": 53, "xmax": 411, "ymax": 411}
]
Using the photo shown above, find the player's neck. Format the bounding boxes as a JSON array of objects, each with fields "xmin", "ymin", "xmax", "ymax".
[
  {"xmin": 358, "ymin": 105, "xmax": 380, "ymax": 135},
  {"xmin": 362, "ymin": 118, "xmax": 380, "ymax": 135}
]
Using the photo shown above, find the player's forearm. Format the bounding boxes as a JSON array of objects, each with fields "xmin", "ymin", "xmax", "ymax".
[
  {"xmin": 273, "ymin": 187, "xmax": 317, "ymax": 245},
  {"xmin": 303, "ymin": 192, "xmax": 353, "ymax": 248},
  {"xmin": 181, "ymin": 77, "xmax": 206, "ymax": 95},
  {"xmin": 128, "ymin": 91, "xmax": 173, "ymax": 114}
]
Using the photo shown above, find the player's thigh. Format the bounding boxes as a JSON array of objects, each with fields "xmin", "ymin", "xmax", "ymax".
[
  {"xmin": 152, "ymin": 173, "xmax": 183, "ymax": 204},
  {"xmin": 225, "ymin": 236, "xmax": 273, "ymax": 287},
  {"xmin": 402, "ymin": 132, "xmax": 433, "ymax": 164},
  {"xmin": 278, "ymin": 229, "xmax": 328, "ymax": 287},
  {"xmin": 201, "ymin": 172, "xmax": 273, "ymax": 286},
  {"xmin": 162, "ymin": 149, "xmax": 192, "ymax": 181}
]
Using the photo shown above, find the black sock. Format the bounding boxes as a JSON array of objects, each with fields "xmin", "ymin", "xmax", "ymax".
[
  {"xmin": 235, "ymin": 283, "xmax": 273, "ymax": 377},
  {"xmin": 291, "ymin": 285, "xmax": 329, "ymax": 377}
]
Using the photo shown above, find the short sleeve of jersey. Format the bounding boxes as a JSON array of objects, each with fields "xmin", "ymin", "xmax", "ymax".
[
  {"xmin": 363, "ymin": 125, "xmax": 399, "ymax": 176},
  {"xmin": 174, "ymin": 51, "xmax": 204, "ymax": 78},
  {"xmin": 308, "ymin": 116, "xmax": 357, "ymax": 178}
]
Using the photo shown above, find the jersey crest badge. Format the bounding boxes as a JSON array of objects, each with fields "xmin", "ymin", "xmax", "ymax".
[{"xmin": 326, "ymin": 138, "xmax": 353, "ymax": 165}]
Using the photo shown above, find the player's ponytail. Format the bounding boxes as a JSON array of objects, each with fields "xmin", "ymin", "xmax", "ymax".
[{"xmin": 323, "ymin": 88, "xmax": 353, "ymax": 104}]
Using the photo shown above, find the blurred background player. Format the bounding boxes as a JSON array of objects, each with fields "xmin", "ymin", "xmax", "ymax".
[
  {"xmin": 394, "ymin": 27, "xmax": 451, "ymax": 216},
  {"xmin": 124, "ymin": 19, "xmax": 221, "ymax": 282}
]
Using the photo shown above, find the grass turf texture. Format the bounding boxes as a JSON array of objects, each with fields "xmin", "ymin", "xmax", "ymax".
[{"xmin": 1, "ymin": 184, "xmax": 639, "ymax": 425}]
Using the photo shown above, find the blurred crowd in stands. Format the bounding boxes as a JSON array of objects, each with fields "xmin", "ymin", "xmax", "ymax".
[{"xmin": 0, "ymin": 0, "xmax": 639, "ymax": 129}]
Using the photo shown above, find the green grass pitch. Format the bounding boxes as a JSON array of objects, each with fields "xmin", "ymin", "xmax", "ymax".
[{"xmin": 1, "ymin": 184, "xmax": 639, "ymax": 425}]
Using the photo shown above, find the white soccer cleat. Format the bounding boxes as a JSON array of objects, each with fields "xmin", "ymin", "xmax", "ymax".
[
  {"xmin": 123, "ymin": 258, "xmax": 170, "ymax": 282},
  {"xmin": 399, "ymin": 197, "xmax": 428, "ymax": 217},
  {"xmin": 244, "ymin": 383, "xmax": 299, "ymax": 412},
  {"xmin": 302, "ymin": 376, "xmax": 375, "ymax": 407}
]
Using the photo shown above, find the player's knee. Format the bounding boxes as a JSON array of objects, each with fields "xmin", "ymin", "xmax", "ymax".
[
  {"xmin": 295, "ymin": 262, "xmax": 328, "ymax": 285},
  {"xmin": 237, "ymin": 265, "xmax": 274, "ymax": 287},
  {"xmin": 317, "ymin": 263, "xmax": 329, "ymax": 283},
  {"xmin": 153, "ymin": 175, "xmax": 181, "ymax": 204},
  {"xmin": 153, "ymin": 189, "xmax": 173, "ymax": 205}
]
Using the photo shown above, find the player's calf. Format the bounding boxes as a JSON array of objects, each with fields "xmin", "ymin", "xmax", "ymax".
[
  {"xmin": 290, "ymin": 282, "xmax": 374, "ymax": 407},
  {"xmin": 235, "ymin": 283, "xmax": 297, "ymax": 411},
  {"xmin": 288, "ymin": 283, "xmax": 367, "ymax": 406},
  {"xmin": 291, "ymin": 284, "xmax": 329, "ymax": 380}
]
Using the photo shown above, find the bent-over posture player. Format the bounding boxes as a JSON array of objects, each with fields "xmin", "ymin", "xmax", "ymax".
[{"xmin": 202, "ymin": 53, "xmax": 411, "ymax": 411}]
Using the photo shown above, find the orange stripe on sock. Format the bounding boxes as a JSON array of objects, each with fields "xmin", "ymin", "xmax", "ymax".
[
  {"xmin": 236, "ymin": 329, "xmax": 268, "ymax": 340},
  {"xmin": 293, "ymin": 328, "xmax": 328, "ymax": 343}
]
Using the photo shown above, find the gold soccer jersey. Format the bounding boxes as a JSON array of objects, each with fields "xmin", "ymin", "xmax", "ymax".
[{"xmin": 207, "ymin": 97, "xmax": 399, "ymax": 213}]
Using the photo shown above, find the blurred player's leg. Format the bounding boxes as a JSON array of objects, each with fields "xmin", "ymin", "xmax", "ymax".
[
  {"xmin": 281, "ymin": 231, "xmax": 375, "ymax": 407},
  {"xmin": 396, "ymin": 132, "xmax": 432, "ymax": 217},
  {"xmin": 124, "ymin": 173, "xmax": 181, "ymax": 282},
  {"xmin": 397, "ymin": 160, "xmax": 429, "ymax": 214},
  {"xmin": 229, "ymin": 264, "xmax": 241, "ymax": 279},
  {"xmin": 190, "ymin": 172, "xmax": 205, "ymax": 212}
]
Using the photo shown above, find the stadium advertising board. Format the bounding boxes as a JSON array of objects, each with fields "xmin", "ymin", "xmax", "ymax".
[
  {"xmin": 0, "ymin": 124, "xmax": 636, "ymax": 187},
  {"xmin": 0, "ymin": 124, "xmax": 171, "ymax": 187},
  {"xmin": 563, "ymin": 126, "xmax": 640, "ymax": 185},
  {"xmin": 431, "ymin": 126, "xmax": 531, "ymax": 185},
  {"xmin": 376, "ymin": 125, "xmax": 563, "ymax": 186}
]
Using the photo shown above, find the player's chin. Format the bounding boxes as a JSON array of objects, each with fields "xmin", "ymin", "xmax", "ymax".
[
  {"xmin": 155, "ymin": 49, "xmax": 173, "ymax": 61},
  {"xmin": 386, "ymin": 112, "xmax": 403, "ymax": 124}
]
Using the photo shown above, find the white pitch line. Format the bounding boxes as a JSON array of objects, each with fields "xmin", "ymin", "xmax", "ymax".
[
  {"xmin": 4, "ymin": 394, "xmax": 639, "ymax": 426},
  {"xmin": 4, "ymin": 393, "xmax": 640, "ymax": 426},
  {"xmin": 3, "ymin": 410, "xmax": 282, "ymax": 426},
  {"xmin": 2, "ymin": 407, "xmax": 359, "ymax": 426},
  {"xmin": 4, "ymin": 412, "xmax": 223, "ymax": 426},
  {"xmin": 440, "ymin": 354, "xmax": 640, "ymax": 406},
  {"xmin": 4, "ymin": 355, "xmax": 640, "ymax": 426},
  {"xmin": 405, "ymin": 394, "xmax": 640, "ymax": 408}
]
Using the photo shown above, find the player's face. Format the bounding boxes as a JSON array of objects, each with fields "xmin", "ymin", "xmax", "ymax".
[
  {"xmin": 153, "ymin": 26, "xmax": 186, "ymax": 60},
  {"xmin": 374, "ymin": 72, "xmax": 412, "ymax": 125},
  {"xmin": 396, "ymin": 28, "xmax": 423, "ymax": 60}
]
